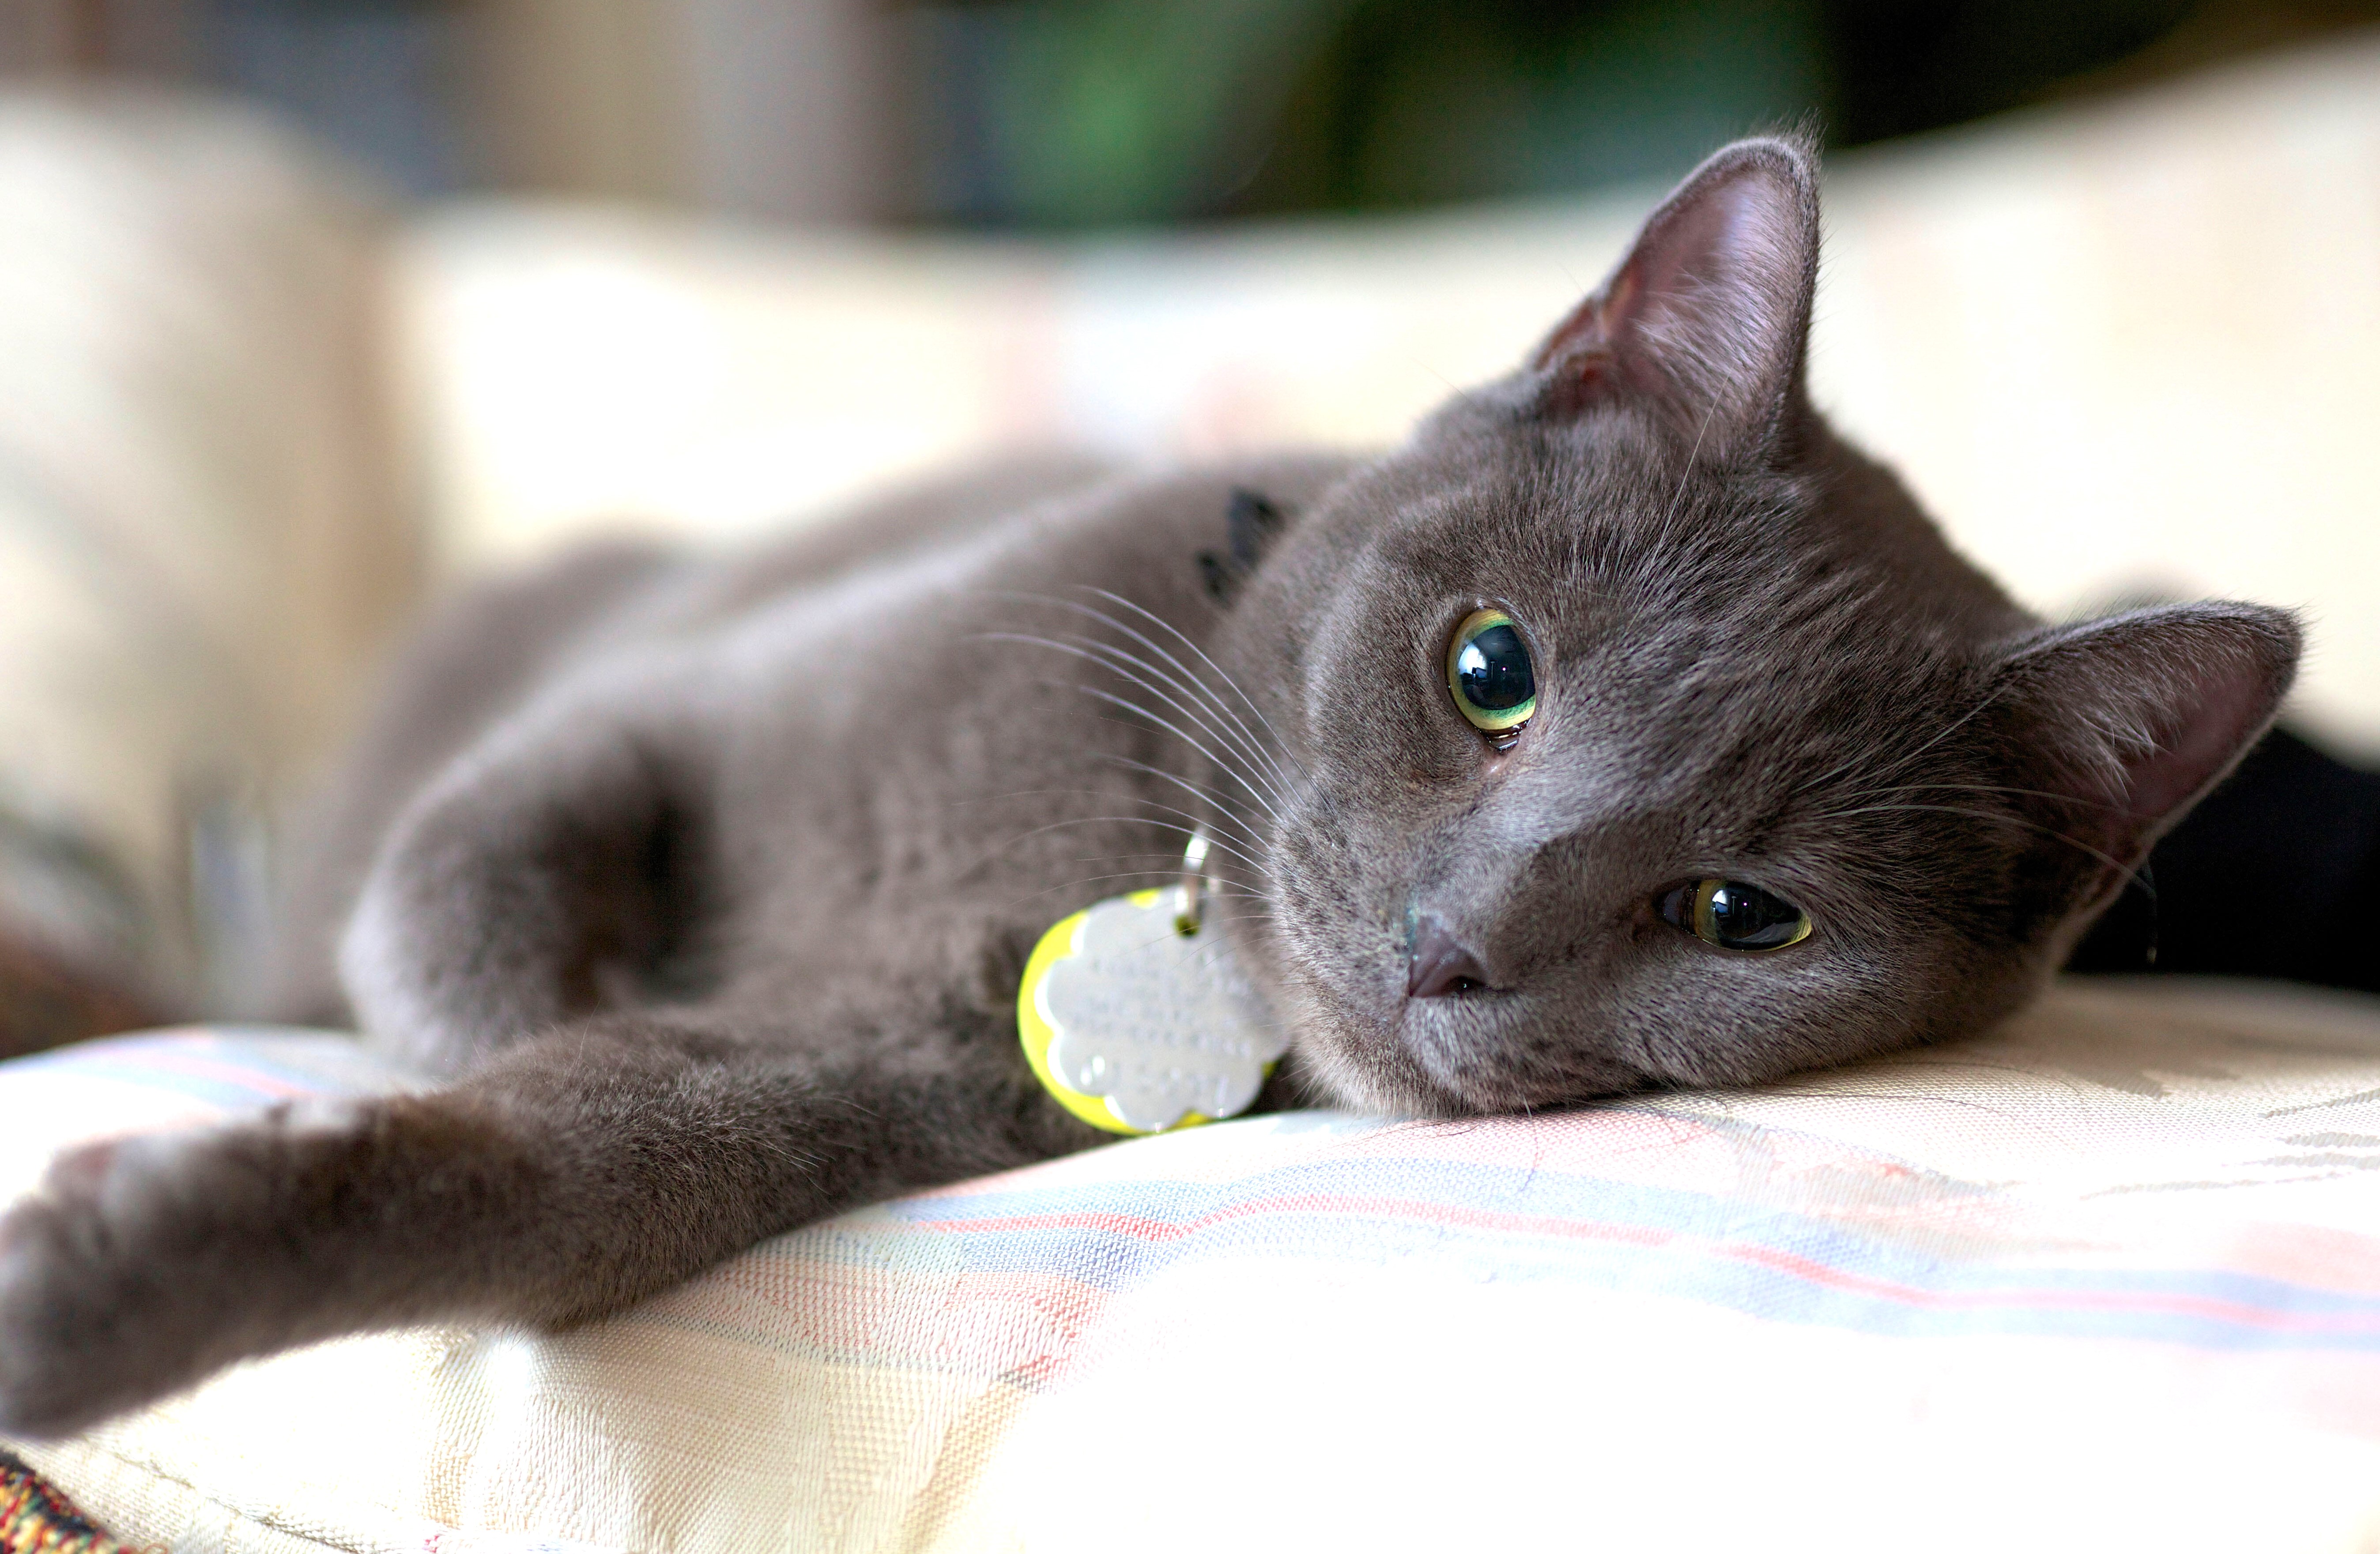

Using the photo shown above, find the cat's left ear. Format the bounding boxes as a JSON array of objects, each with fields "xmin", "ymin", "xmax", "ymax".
[
  {"xmin": 1532, "ymin": 135, "xmax": 1819, "ymax": 459},
  {"xmin": 1995, "ymin": 602, "xmax": 2301, "ymax": 903}
]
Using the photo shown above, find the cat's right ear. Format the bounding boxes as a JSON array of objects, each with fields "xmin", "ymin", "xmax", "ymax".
[
  {"xmin": 1197, "ymin": 487, "xmax": 1289, "ymax": 605},
  {"xmin": 1531, "ymin": 135, "xmax": 1820, "ymax": 459}
]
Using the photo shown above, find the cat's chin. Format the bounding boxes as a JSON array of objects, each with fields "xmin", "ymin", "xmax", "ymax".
[
  {"xmin": 1277, "ymin": 978, "xmax": 1645, "ymax": 1119},
  {"xmin": 1264, "ymin": 978, "xmax": 1474, "ymax": 1118},
  {"xmin": 1297, "ymin": 1043, "xmax": 1478, "ymax": 1120},
  {"xmin": 1399, "ymin": 1000, "xmax": 1650, "ymax": 1115}
]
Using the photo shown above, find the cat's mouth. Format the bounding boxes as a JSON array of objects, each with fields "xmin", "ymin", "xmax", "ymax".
[
  {"xmin": 1356, "ymin": 933, "xmax": 1659, "ymax": 1113},
  {"xmin": 1397, "ymin": 993, "xmax": 1580, "ymax": 1113},
  {"xmin": 1256, "ymin": 913, "xmax": 1607, "ymax": 1117},
  {"xmin": 1236, "ymin": 916, "xmax": 1467, "ymax": 1115}
]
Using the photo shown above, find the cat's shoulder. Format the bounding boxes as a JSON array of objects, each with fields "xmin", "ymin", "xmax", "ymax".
[{"xmin": 634, "ymin": 447, "xmax": 1365, "ymax": 636}]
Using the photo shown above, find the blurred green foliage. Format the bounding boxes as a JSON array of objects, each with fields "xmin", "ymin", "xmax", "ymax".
[{"xmin": 910, "ymin": 0, "xmax": 2305, "ymax": 227}]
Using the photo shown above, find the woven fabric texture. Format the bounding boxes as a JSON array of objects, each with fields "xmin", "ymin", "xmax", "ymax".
[{"xmin": 4, "ymin": 979, "xmax": 2380, "ymax": 1553}]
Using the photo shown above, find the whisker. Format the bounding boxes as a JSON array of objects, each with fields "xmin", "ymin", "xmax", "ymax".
[
  {"xmin": 1056, "ymin": 681, "xmax": 1287, "ymax": 824},
  {"xmin": 1830, "ymin": 780, "xmax": 2126, "ymax": 814},
  {"xmin": 1001, "ymin": 655, "xmax": 1286, "ymax": 824},
  {"xmin": 1058, "ymin": 610, "xmax": 1299, "ymax": 800},
  {"xmin": 991, "ymin": 869, "xmax": 1264, "ymax": 919},
  {"xmin": 983, "ymin": 636, "xmax": 1286, "ymax": 813},
  {"xmin": 981, "ymin": 590, "xmax": 1297, "ymax": 799},
  {"xmin": 1798, "ymin": 681, "xmax": 2010, "ymax": 798},
  {"xmin": 1073, "ymin": 588, "xmax": 1304, "ymax": 789},
  {"xmin": 988, "ymin": 815, "xmax": 1275, "ymax": 880},
  {"xmin": 991, "ymin": 628, "xmax": 1290, "ymax": 809},
  {"xmin": 1060, "ymin": 868, "xmax": 1264, "ymax": 890},
  {"xmin": 1094, "ymin": 750, "xmax": 1277, "ymax": 843},
  {"xmin": 1816, "ymin": 801, "xmax": 2146, "ymax": 891},
  {"xmin": 958, "ymin": 787, "xmax": 1271, "ymax": 860},
  {"xmin": 1658, "ymin": 402, "xmax": 1719, "ymax": 541}
]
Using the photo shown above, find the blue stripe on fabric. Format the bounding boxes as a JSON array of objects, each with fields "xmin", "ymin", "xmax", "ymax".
[{"xmin": 881, "ymin": 1157, "xmax": 2380, "ymax": 1351}]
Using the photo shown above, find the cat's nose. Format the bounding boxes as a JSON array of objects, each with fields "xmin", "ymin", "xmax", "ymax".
[{"xmin": 1407, "ymin": 913, "xmax": 1492, "ymax": 998}]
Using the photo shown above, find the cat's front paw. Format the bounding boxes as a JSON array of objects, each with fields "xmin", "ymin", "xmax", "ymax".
[
  {"xmin": 0, "ymin": 1139, "xmax": 168, "ymax": 1437},
  {"xmin": 0, "ymin": 1118, "xmax": 329, "ymax": 1439}
]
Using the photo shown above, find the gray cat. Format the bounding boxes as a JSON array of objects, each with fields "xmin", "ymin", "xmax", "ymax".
[{"xmin": 0, "ymin": 137, "xmax": 2297, "ymax": 1438}]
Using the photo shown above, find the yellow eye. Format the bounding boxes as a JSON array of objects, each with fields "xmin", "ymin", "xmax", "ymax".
[
  {"xmin": 1656, "ymin": 879, "xmax": 1814, "ymax": 952},
  {"xmin": 1447, "ymin": 608, "xmax": 1536, "ymax": 741}
]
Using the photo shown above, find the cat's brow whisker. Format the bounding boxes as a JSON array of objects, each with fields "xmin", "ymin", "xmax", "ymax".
[
  {"xmin": 1073, "ymin": 638, "xmax": 1290, "ymax": 800},
  {"xmin": 1021, "ymin": 666, "xmax": 1286, "ymax": 825},
  {"xmin": 1832, "ymin": 780, "xmax": 2127, "ymax": 814},
  {"xmin": 952, "ymin": 761, "xmax": 1275, "ymax": 885},
  {"xmin": 1655, "ymin": 401, "xmax": 1720, "ymax": 545},
  {"xmin": 1068, "ymin": 587, "xmax": 1284, "ymax": 747},
  {"xmin": 989, "ymin": 869, "xmax": 1264, "ymax": 919},
  {"xmin": 1053, "ymin": 598, "xmax": 1298, "ymax": 795},
  {"xmin": 983, "ymin": 636, "xmax": 1288, "ymax": 813},
  {"xmin": 1063, "ymin": 613, "xmax": 1298, "ymax": 805},
  {"xmin": 1068, "ymin": 592, "xmax": 1365, "ymax": 839},
  {"xmin": 1079, "ymin": 773, "xmax": 1269, "ymax": 855},
  {"xmin": 1799, "ymin": 680, "xmax": 2010, "ymax": 798},
  {"xmin": 1182, "ymin": 911, "xmax": 1276, "ymax": 933},
  {"xmin": 1045, "ymin": 847, "xmax": 1267, "ymax": 887},
  {"xmin": 1817, "ymin": 801, "xmax": 2149, "ymax": 893},
  {"xmin": 1089, "ymin": 876, "xmax": 1268, "ymax": 904},
  {"xmin": 975, "ymin": 609, "xmax": 1284, "ymax": 795}
]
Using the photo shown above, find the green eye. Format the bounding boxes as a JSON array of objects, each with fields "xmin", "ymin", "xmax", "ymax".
[
  {"xmin": 1657, "ymin": 879, "xmax": 1814, "ymax": 952},
  {"xmin": 1447, "ymin": 608, "xmax": 1536, "ymax": 742}
]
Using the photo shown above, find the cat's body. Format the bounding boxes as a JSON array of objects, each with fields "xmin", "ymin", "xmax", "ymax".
[{"xmin": 0, "ymin": 138, "xmax": 2298, "ymax": 1438}]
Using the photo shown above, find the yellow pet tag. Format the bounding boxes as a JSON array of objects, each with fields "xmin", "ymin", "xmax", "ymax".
[{"xmin": 1018, "ymin": 884, "xmax": 1284, "ymax": 1135}]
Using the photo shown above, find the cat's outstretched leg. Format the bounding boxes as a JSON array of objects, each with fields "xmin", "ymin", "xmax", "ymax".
[{"xmin": 0, "ymin": 1015, "xmax": 1091, "ymax": 1439}]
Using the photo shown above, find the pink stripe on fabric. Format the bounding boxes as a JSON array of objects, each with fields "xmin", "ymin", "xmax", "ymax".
[{"xmin": 643, "ymin": 1257, "xmax": 1125, "ymax": 1382}]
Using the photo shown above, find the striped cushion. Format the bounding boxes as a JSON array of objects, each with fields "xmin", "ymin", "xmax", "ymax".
[{"xmin": 5, "ymin": 979, "xmax": 2380, "ymax": 1553}]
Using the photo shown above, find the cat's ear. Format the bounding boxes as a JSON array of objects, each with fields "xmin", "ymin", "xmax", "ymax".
[
  {"xmin": 1532, "ymin": 135, "xmax": 1819, "ymax": 458},
  {"xmin": 1997, "ymin": 602, "xmax": 2300, "ymax": 893},
  {"xmin": 1198, "ymin": 487, "xmax": 1289, "ymax": 605}
]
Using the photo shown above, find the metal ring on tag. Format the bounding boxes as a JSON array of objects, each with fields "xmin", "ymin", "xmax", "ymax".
[{"xmin": 1174, "ymin": 828, "xmax": 1213, "ymax": 937}]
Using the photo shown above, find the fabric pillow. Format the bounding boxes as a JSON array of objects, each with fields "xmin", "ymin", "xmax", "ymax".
[{"xmin": 5, "ymin": 979, "xmax": 2380, "ymax": 1553}]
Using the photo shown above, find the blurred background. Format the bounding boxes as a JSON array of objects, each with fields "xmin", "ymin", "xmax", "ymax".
[
  {"xmin": 5, "ymin": 0, "xmax": 2376, "ymax": 224},
  {"xmin": 1, "ymin": 0, "xmax": 2376, "ymax": 1037}
]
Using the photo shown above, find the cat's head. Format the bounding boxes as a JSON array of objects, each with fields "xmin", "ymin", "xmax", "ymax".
[{"xmin": 1208, "ymin": 136, "xmax": 2299, "ymax": 1115}]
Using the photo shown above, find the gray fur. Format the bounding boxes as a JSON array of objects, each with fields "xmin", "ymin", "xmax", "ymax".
[{"xmin": 0, "ymin": 138, "xmax": 2297, "ymax": 1437}]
